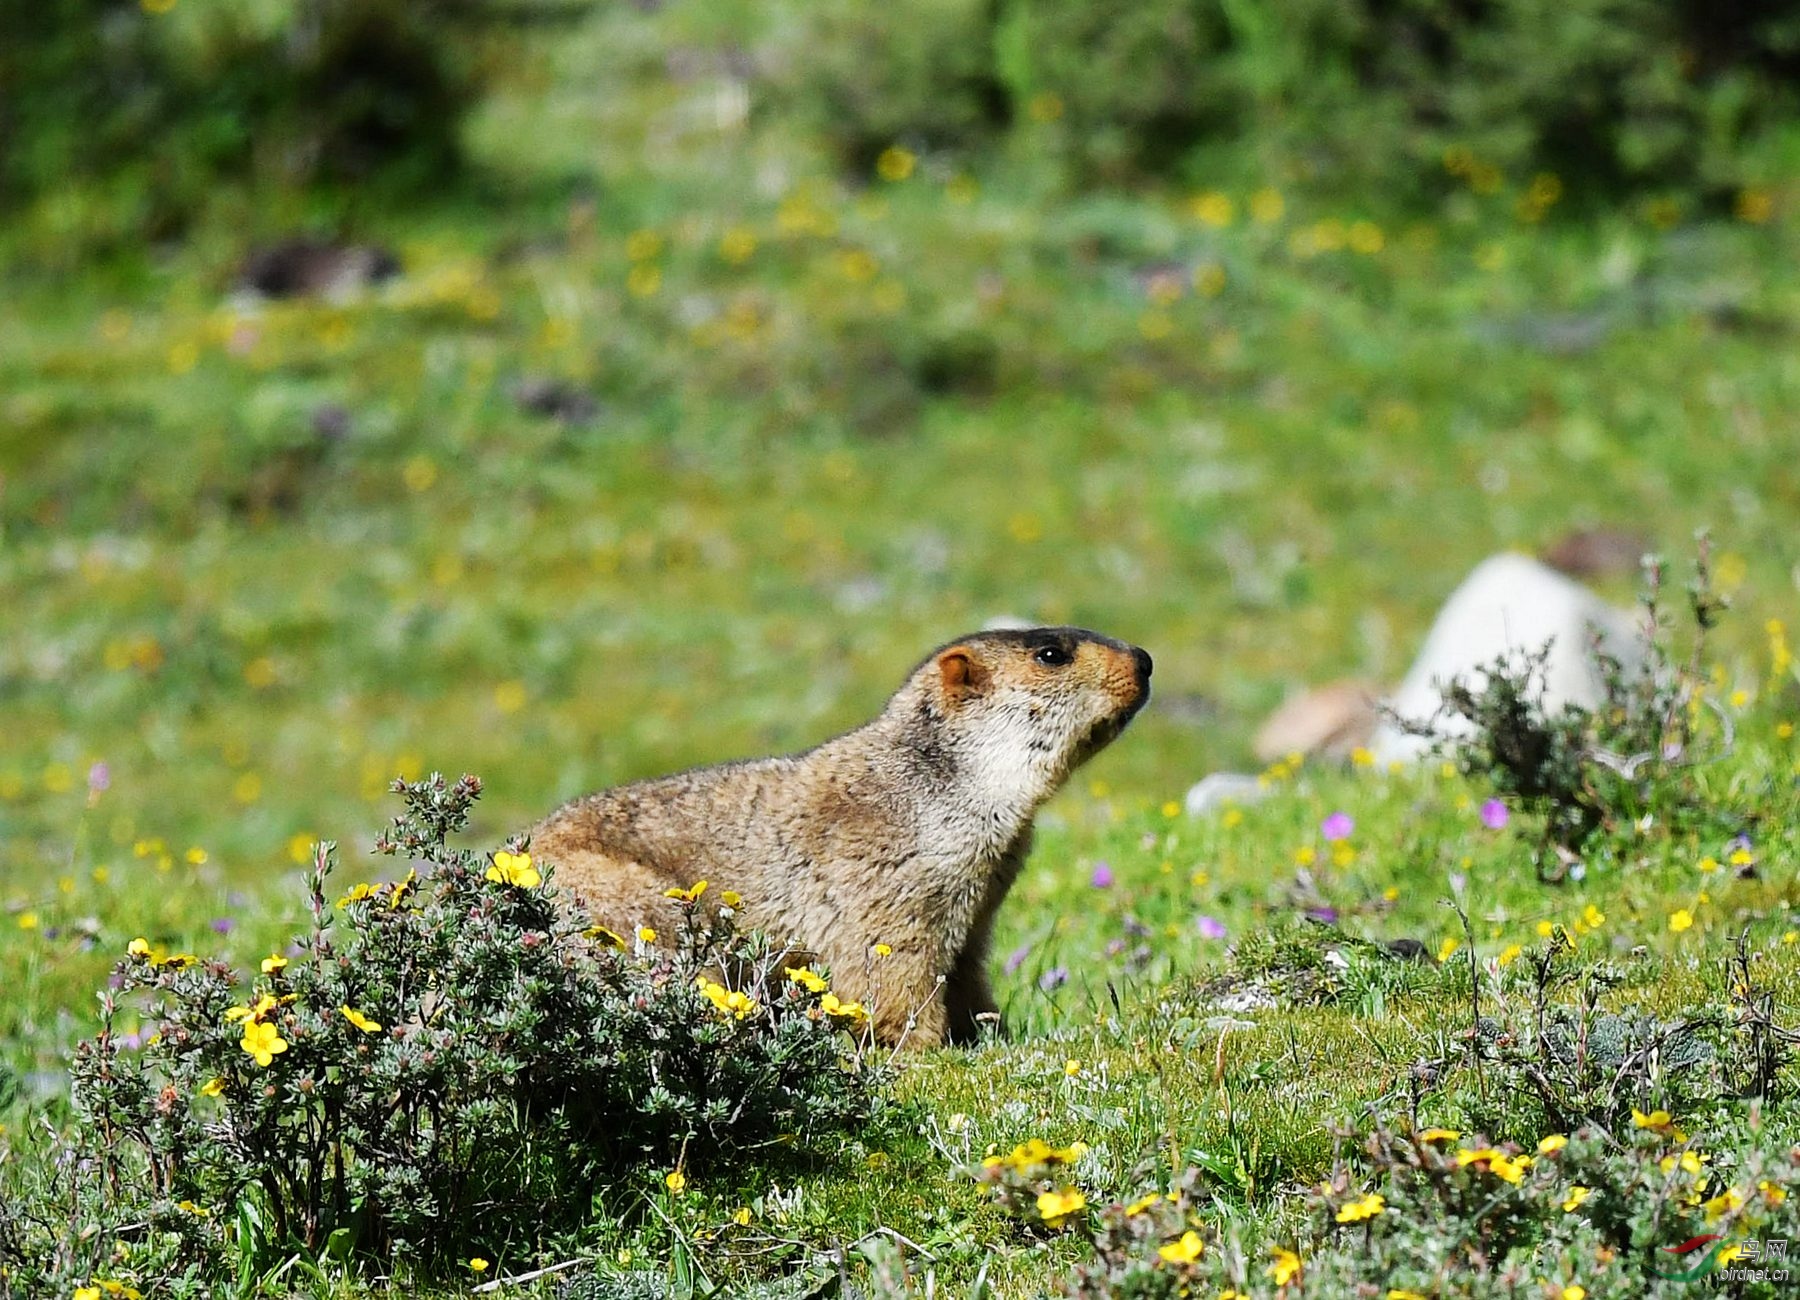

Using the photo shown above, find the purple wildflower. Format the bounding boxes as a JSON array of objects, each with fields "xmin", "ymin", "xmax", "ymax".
[
  {"xmin": 1038, "ymin": 966, "xmax": 1069, "ymax": 992},
  {"xmin": 1090, "ymin": 861, "xmax": 1114, "ymax": 889},
  {"xmin": 1003, "ymin": 943, "xmax": 1033, "ymax": 976},
  {"xmin": 1479, "ymin": 798, "xmax": 1509, "ymax": 830},
  {"xmin": 210, "ymin": 917, "xmax": 236, "ymax": 935},
  {"xmin": 1321, "ymin": 811, "xmax": 1354, "ymax": 841},
  {"xmin": 1195, "ymin": 915, "xmax": 1227, "ymax": 940},
  {"xmin": 87, "ymin": 761, "xmax": 111, "ymax": 795},
  {"xmin": 1305, "ymin": 905, "xmax": 1339, "ymax": 924}
]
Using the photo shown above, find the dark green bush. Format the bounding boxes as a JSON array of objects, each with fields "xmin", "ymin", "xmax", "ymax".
[
  {"xmin": 1, "ymin": 773, "xmax": 884, "ymax": 1295},
  {"xmin": 775, "ymin": 0, "xmax": 1800, "ymax": 201},
  {"xmin": 0, "ymin": 0, "xmax": 475, "ymax": 227}
]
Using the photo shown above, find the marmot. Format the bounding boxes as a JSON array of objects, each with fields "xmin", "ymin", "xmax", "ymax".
[{"xmin": 527, "ymin": 627, "xmax": 1152, "ymax": 1048}]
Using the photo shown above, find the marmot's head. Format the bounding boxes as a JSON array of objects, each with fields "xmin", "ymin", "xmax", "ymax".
[{"xmin": 899, "ymin": 627, "xmax": 1151, "ymax": 810}]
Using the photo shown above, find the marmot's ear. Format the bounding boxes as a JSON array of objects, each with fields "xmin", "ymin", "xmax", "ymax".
[{"xmin": 936, "ymin": 645, "xmax": 990, "ymax": 706}]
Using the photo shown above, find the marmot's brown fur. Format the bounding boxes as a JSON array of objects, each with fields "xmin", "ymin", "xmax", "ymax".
[{"xmin": 527, "ymin": 627, "xmax": 1152, "ymax": 1048}]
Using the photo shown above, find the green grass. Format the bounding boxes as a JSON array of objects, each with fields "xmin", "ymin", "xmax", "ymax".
[{"xmin": 3, "ymin": 2, "xmax": 1799, "ymax": 1295}]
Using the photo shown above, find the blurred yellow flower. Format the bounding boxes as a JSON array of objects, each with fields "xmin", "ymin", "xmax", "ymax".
[
  {"xmin": 1036, "ymin": 1186, "xmax": 1086, "ymax": 1228},
  {"xmin": 340, "ymin": 1006, "xmax": 382, "ymax": 1033},
  {"xmin": 1562, "ymin": 1185, "xmax": 1590, "ymax": 1212},
  {"xmin": 876, "ymin": 146, "xmax": 916, "ymax": 182},
  {"xmin": 665, "ymin": 1169, "xmax": 686, "ymax": 1193},
  {"xmin": 1537, "ymin": 1135, "xmax": 1568, "ymax": 1154},
  {"xmin": 261, "ymin": 954, "xmax": 289, "ymax": 975},
  {"xmin": 1190, "ymin": 192, "xmax": 1234, "ymax": 227},
  {"xmin": 718, "ymin": 228, "xmax": 757, "ymax": 264},
  {"xmin": 1249, "ymin": 187, "xmax": 1284, "ymax": 223},
  {"xmin": 637, "ymin": 927, "xmax": 657, "ymax": 944},
  {"xmin": 468, "ymin": 1257, "xmax": 489, "ymax": 1273},
  {"xmin": 1335, "ymin": 1192, "xmax": 1385, "ymax": 1222},
  {"xmin": 664, "ymin": 880, "xmax": 709, "ymax": 903},
  {"xmin": 493, "ymin": 680, "xmax": 528, "ymax": 714},
  {"xmin": 626, "ymin": 264, "xmax": 662, "ymax": 298},
  {"xmin": 1158, "ymin": 1229, "xmax": 1205, "ymax": 1263},
  {"xmin": 1669, "ymin": 908, "xmax": 1694, "ymax": 933},
  {"xmin": 1267, "ymin": 1246, "xmax": 1302, "ymax": 1285},
  {"xmin": 625, "ymin": 228, "xmax": 663, "ymax": 261},
  {"xmin": 199, "ymin": 1077, "xmax": 225, "ymax": 1097}
]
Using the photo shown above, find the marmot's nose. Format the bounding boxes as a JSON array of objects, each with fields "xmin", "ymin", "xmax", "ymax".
[{"xmin": 1131, "ymin": 647, "xmax": 1153, "ymax": 682}]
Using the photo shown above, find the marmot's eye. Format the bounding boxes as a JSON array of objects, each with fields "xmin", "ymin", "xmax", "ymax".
[{"xmin": 1033, "ymin": 644, "xmax": 1072, "ymax": 667}]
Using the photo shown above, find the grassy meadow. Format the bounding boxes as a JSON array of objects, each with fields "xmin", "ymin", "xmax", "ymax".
[{"xmin": 3, "ymin": 3, "xmax": 1800, "ymax": 1295}]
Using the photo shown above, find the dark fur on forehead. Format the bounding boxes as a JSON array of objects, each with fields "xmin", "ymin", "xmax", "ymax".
[{"xmin": 910, "ymin": 626, "xmax": 1125, "ymax": 676}]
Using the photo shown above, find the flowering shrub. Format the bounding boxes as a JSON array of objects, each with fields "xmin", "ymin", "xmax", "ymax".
[
  {"xmin": 5, "ymin": 774, "xmax": 884, "ymax": 1293},
  {"xmin": 1411, "ymin": 543, "xmax": 1740, "ymax": 878}
]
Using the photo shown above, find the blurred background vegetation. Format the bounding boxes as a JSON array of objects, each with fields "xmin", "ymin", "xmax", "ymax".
[{"xmin": 1, "ymin": 0, "xmax": 1797, "ymax": 884}]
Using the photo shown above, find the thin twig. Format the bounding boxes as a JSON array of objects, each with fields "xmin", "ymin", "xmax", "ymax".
[{"xmin": 471, "ymin": 1257, "xmax": 585, "ymax": 1293}]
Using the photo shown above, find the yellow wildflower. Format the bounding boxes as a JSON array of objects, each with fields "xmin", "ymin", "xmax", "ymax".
[
  {"xmin": 1267, "ymin": 1246, "xmax": 1303, "ymax": 1285},
  {"xmin": 260, "ymin": 954, "xmax": 289, "ymax": 975},
  {"xmin": 663, "ymin": 880, "xmax": 709, "ymax": 904},
  {"xmin": 784, "ymin": 966, "xmax": 828, "ymax": 993},
  {"xmin": 697, "ymin": 978, "xmax": 758, "ymax": 1020},
  {"xmin": 1658, "ymin": 1150, "xmax": 1705, "ymax": 1176},
  {"xmin": 1418, "ymin": 1127, "xmax": 1462, "ymax": 1143},
  {"xmin": 239, "ymin": 1020, "xmax": 288, "ymax": 1066},
  {"xmin": 199, "ymin": 1077, "xmax": 225, "ymax": 1097},
  {"xmin": 337, "ymin": 882, "xmax": 377, "ymax": 908},
  {"xmin": 485, "ymin": 850, "xmax": 541, "ymax": 888},
  {"xmin": 1759, "ymin": 1179, "xmax": 1786, "ymax": 1204},
  {"xmin": 586, "ymin": 925, "xmax": 626, "ymax": 949},
  {"xmin": 1489, "ymin": 1154, "xmax": 1531, "ymax": 1183},
  {"xmin": 1537, "ymin": 1135, "xmax": 1568, "ymax": 1155},
  {"xmin": 1336, "ymin": 1192, "xmax": 1385, "ymax": 1223},
  {"xmin": 720, "ymin": 890, "xmax": 743, "ymax": 908},
  {"xmin": 468, "ymin": 1258, "xmax": 489, "ymax": 1273},
  {"xmin": 637, "ymin": 927, "xmax": 656, "ymax": 944},
  {"xmin": 819, "ymin": 992, "xmax": 867, "ymax": 1023},
  {"xmin": 1562, "ymin": 1288, "xmax": 1585, "ymax": 1300},
  {"xmin": 1064, "ymin": 1059, "xmax": 1083, "ymax": 1076},
  {"xmin": 1125, "ymin": 1192, "xmax": 1161, "ymax": 1216},
  {"xmin": 1158, "ymin": 1229, "xmax": 1205, "ymax": 1264},
  {"xmin": 340, "ymin": 1006, "xmax": 382, "ymax": 1033},
  {"xmin": 1669, "ymin": 909, "xmax": 1694, "ymax": 933},
  {"xmin": 1036, "ymin": 1187, "xmax": 1087, "ymax": 1228},
  {"xmin": 665, "ymin": 1169, "xmax": 686, "ymax": 1193},
  {"xmin": 1703, "ymin": 1187, "xmax": 1745, "ymax": 1221},
  {"xmin": 872, "ymin": 942, "xmax": 891, "ymax": 957},
  {"xmin": 1562, "ymin": 1186, "xmax": 1590, "ymax": 1212}
]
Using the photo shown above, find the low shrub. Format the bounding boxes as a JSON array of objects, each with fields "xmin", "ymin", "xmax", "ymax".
[
  {"xmin": 1, "ymin": 773, "xmax": 885, "ymax": 1294},
  {"xmin": 1410, "ymin": 541, "xmax": 1741, "ymax": 878}
]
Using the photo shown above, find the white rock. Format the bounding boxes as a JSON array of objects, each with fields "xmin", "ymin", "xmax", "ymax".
[
  {"xmin": 1184, "ymin": 772, "xmax": 1270, "ymax": 816},
  {"xmin": 1370, "ymin": 553, "xmax": 1642, "ymax": 764}
]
